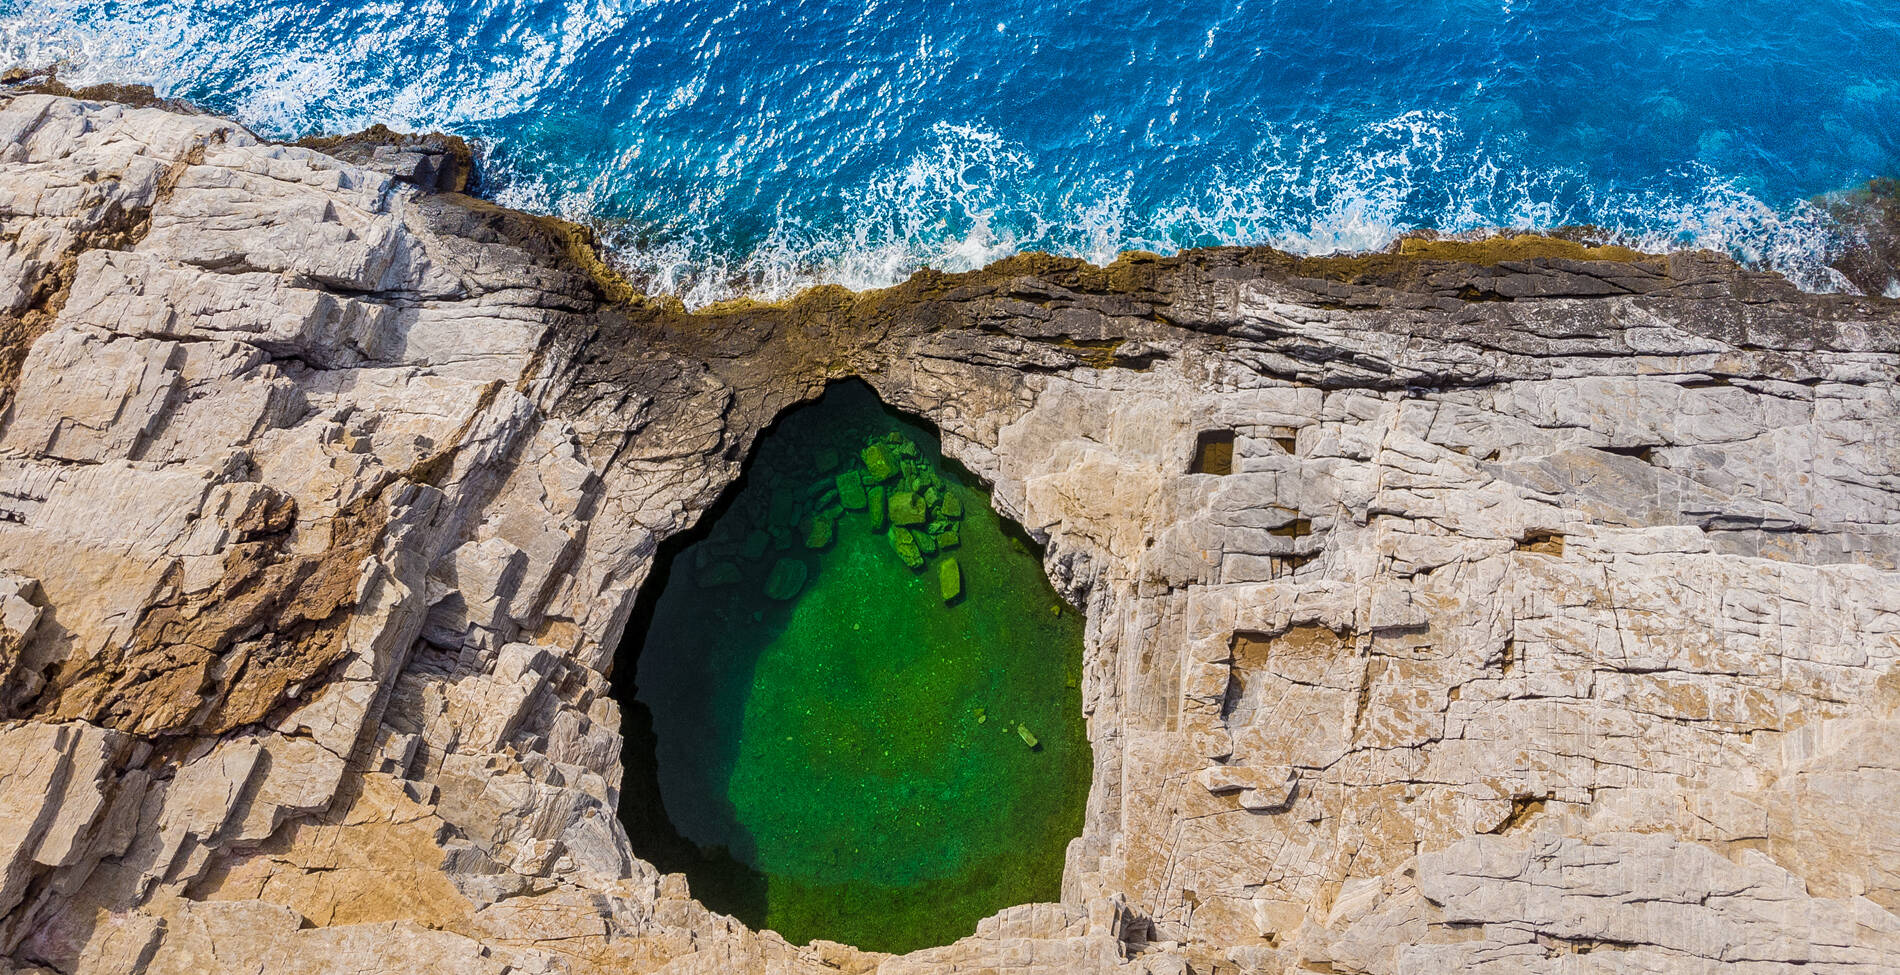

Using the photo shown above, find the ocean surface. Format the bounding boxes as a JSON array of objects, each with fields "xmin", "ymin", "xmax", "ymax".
[{"xmin": 5, "ymin": 0, "xmax": 1897, "ymax": 304}]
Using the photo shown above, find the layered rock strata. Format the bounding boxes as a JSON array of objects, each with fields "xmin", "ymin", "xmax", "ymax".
[{"xmin": 1, "ymin": 92, "xmax": 1898, "ymax": 974}]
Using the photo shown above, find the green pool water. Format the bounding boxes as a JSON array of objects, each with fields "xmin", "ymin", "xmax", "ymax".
[{"xmin": 616, "ymin": 380, "xmax": 1091, "ymax": 954}]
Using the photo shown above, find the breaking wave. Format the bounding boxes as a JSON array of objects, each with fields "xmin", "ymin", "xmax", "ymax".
[{"xmin": 3, "ymin": 0, "xmax": 1892, "ymax": 305}]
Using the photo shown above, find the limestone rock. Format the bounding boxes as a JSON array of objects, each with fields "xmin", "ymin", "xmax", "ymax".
[
  {"xmin": 1, "ymin": 92, "xmax": 1898, "ymax": 975},
  {"xmin": 835, "ymin": 470, "xmax": 867, "ymax": 510},
  {"xmin": 888, "ymin": 490, "xmax": 926, "ymax": 527},
  {"xmin": 888, "ymin": 526, "xmax": 925, "ymax": 569},
  {"xmin": 861, "ymin": 443, "xmax": 897, "ymax": 483}
]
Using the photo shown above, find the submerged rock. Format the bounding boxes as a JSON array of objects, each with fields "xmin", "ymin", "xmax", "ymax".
[
  {"xmin": 803, "ymin": 514, "xmax": 834, "ymax": 550},
  {"xmin": 861, "ymin": 444, "xmax": 898, "ymax": 483},
  {"xmin": 764, "ymin": 558, "xmax": 809, "ymax": 600},
  {"xmin": 939, "ymin": 557, "xmax": 961, "ymax": 602},
  {"xmin": 835, "ymin": 470, "xmax": 868, "ymax": 510},
  {"xmin": 888, "ymin": 526, "xmax": 924, "ymax": 569},
  {"xmin": 696, "ymin": 562, "xmax": 742, "ymax": 588},
  {"xmin": 888, "ymin": 490, "xmax": 927, "ymax": 527},
  {"xmin": 867, "ymin": 485, "xmax": 888, "ymax": 530}
]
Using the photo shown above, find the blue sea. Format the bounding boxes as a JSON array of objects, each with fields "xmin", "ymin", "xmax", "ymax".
[{"xmin": 4, "ymin": 0, "xmax": 1897, "ymax": 304}]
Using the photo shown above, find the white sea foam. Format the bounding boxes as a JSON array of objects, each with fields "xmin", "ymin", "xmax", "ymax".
[
  {"xmin": 0, "ymin": 9, "xmax": 1864, "ymax": 307},
  {"xmin": 574, "ymin": 115, "xmax": 1860, "ymax": 308},
  {"xmin": 0, "ymin": 0, "xmax": 640, "ymax": 135}
]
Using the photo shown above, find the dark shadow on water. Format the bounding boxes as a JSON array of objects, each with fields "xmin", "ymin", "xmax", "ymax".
[{"xmin": 614, "ymin": 695, "xmax": 768, "ymax": 922}]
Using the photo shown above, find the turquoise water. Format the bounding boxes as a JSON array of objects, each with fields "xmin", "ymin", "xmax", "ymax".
[
  {"xmin": 4, "ymin": 0, "xmax": 1896, "ymax": 300},
  {"xmin": 616, "ymin": 383, "xmax": 1090, "ymax": 952}
]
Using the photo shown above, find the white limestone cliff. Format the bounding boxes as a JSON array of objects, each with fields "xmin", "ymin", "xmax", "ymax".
[{"xmin": 0, "ymin": 91, "xmax": 1897, "ymax": 974}]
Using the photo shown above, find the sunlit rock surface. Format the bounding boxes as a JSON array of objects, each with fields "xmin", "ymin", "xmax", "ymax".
[{"xmin": 0, "ymin": 91, "xmax": 1897, "ymax": 973}]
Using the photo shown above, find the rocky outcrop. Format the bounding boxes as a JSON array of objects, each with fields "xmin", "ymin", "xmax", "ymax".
[{"xmin": 0, "ymin": 92, "xmax": 1896, "ymax": 974}]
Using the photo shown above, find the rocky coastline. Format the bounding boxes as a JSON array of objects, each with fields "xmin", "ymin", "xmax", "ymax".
[{"xmin": 1, "ymin": 90, "xmax": 1898, "ymax": 973}]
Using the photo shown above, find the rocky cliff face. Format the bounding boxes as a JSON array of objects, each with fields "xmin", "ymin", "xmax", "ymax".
[{"xmin": 1, "ymin": 92, "xmax": 1898, "ymax": 974}]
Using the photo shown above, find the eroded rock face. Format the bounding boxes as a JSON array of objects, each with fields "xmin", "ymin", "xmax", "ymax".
[{"xmin": 0, "ymin": 92, "xmax": 1896, "ymax": 974}]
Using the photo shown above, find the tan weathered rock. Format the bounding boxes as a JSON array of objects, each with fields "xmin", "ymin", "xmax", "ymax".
[{"xmin": 1, "ymin": 91, "xmax": 1898, "ymax": 973}]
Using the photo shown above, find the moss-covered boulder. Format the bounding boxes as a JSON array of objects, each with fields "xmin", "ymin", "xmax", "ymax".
[
  {"xmin": 915, "ymin": 531, "xmax": 937, "ymax": 556},
  {"xmin": 888, "ymin": 490, "xmax": 927, "ymax": 527},
  {"xmin": 815, "ymin": 448, "xmax": 839, "ymax": 472},
  {"xmin": 861, "ymin": 444, "xmax": 898, "ymax": 483},
  {"xmin": 939, "ymin": 557, "xmax": 961, "ymax": 602},
  {"xmin": 941, "ymin": 492, "xmax": 963, "ymax": 519},
  {"xmin": 888, "ymin": 526, "xmax": 924, "ymax": 569},
  {"xmin": 743, "ymin": 530, "xmax": 770, "ymax": 560},
  {"xmin": 764, "ymin": 558, "xmax": 808, "ymax": 600},
  {"xmin": 936, "ymin": 528, "xmax": 960, "ymax": 550},
  {"xmin": 835, "ymin": 470, "xmax": 867, "ymax": 510},
  {"xmin": 868, "ymin": 485, "xmax": 888, "ymax": 530},
  {"xmin": 1016, "ymin": 723, "xmax": 1039, "ymax": 749}
]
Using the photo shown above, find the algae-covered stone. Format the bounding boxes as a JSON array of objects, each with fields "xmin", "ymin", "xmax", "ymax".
[
  {"xmin": 803, "ymin": 515, "xmax": 834, "ymax": 550},
  {"xmin": 937, "ymin": 528, "xmax": 960, "ymax": 550},
  {"xmin": 835, "ymin": 471, "xmax": 867, "ymax": 510},
  {"xmin": 924, "ymin": 485, "xmax": 942, "ymax": 510},
  {"xmin": 889, "ymin": 491, "xmax": 927, "ymax": 527},
  {"xmin": 939, "ymin": 557, "xmax": 961, "ymax": 602},
  {"xmin": 770, "ymin": 527, "xmax": 795, "ymax": 551},
  {"xmin": 888, "ymin": 526, "xmax": 924, "ymax": 569},
  {"xmin": 941, "ymin": 492, "xmax": 963, "ymax": 519},
  {"xmin": 887, "ymin": 434, "xmax": 918, "ymax": 458},
  {"xmin": 743, "ymin": 530, "xmax": 770, "ymax": 560},
  {"xmin": 868, "ymin": 485, "xmax": 888, "ymax": 530},
  {"xmin": 861, "ymin": 444, "xmax": 897, "ymax": 483},
  {"xmin": 696, "ymin": 561, "xmax": 742, "ymax": 588},
  {"xmin": 1016, "ymin": 723, "xmax": 1039, "ymax": 749},
  {"xmin": 915, "ymin": 531, "xmax": 937, "ymax": 556},
  {"xmin": 764, "ymin": 558, "xmax": 808, "ymax": 600},
  {"xmin": 815, "ymin": 448, "xmax": 839, "ymax": 472}
]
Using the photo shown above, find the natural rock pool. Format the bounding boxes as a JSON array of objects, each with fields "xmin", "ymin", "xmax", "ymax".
[{"xmin": 615, "ymin": 381, "xmax": 1091, "ymax": 954}]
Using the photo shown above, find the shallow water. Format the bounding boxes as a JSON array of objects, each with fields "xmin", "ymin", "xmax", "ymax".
[
  {"xmin": 619, "ymin": 381, "xmax": 1090, "ymax": 953},
  {"xmin": 5, "ymin": 0, "xmax": 1897, "ymax": 300}
]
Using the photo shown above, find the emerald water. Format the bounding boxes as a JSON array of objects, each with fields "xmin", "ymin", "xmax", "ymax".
[{"xmin": 616, "ymin": 381, "xmax": 1090, "ymax": 954}]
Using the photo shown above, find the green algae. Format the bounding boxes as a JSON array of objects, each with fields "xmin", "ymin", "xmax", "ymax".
[{"xmin": 618, "ymin": 380, "xmax": 1090, "ymax": 954}]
